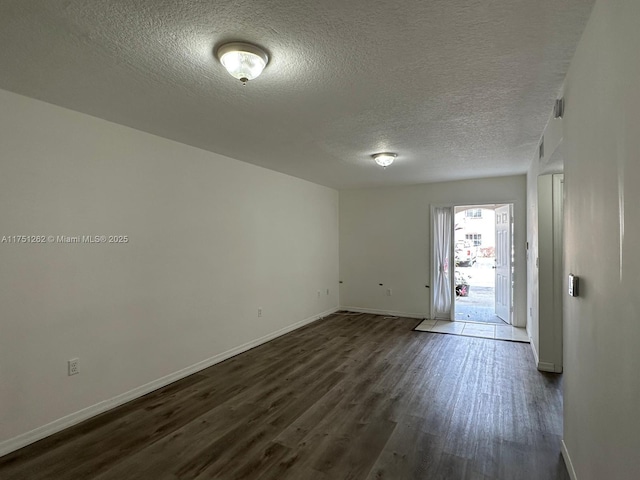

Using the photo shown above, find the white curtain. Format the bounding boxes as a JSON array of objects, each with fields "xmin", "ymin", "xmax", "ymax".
[{"xmin": 432, "ymin": 207, "xmax": 452, "ymax": 319}]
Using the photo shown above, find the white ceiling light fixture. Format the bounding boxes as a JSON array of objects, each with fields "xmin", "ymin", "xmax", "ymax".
[
  {"xmin": 216, "ymin": 42, "xmax": 269, "ymax": 85},
  {"xmin": 372, "ymin": 152, "xmax": 396, "ymax": 168}
]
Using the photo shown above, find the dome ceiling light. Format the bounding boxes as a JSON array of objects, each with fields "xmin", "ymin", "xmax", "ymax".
[
  {"xmin": 216, "ymin": 42, "xmax": 269, "ymax": 85},
  {"xmin": 372, "ymin": 152, "xmax": 396, "ymax": 168}
]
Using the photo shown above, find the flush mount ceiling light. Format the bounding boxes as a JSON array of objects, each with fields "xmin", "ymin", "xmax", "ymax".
[
  {"xmin": 372, "ymin": 152, "xmax": 397, "ymax": 168},
  {"xmin": 216, "ymin": 42, "xmax": 269, "ymax": 85}
]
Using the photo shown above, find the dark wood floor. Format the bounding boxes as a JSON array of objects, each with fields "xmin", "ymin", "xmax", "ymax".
[{"xmin": 0, "ymin": 312, "xmax": 569, "ymax": 480}]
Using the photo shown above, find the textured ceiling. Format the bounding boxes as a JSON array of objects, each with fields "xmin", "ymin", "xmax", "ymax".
[{"xmin": 0, "ymin": 0, "xmax": 594, "ymax": 189}]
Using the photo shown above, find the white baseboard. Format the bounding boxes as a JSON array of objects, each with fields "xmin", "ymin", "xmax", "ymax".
[
  {"xmin": 537, "ymin": 361, "xmax": 560, "ymax": 372},
  {"xmin": 561, "ymin": 439, "xmax": 578, "ymax": 480},
  {"xmin": 528, "ymin": 330, "xmax": 562, "ymax": 372},
  {"xmin": 0, "ymin": 306, "xmax": 338, "ymax": 458},
  {"xmin": 339, "ymin": 305, "xmax": 426, "ymax": 319},
  {"xmin": 530, "ymin": 336, "xmax": 540, "ymax": 362},
  {"xmin": 530, "ymin": 342, "xmax": 563, "ymax": 372}
]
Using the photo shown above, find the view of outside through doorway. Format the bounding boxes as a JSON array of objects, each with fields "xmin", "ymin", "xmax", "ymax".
[{"xmin": 454, "ymin": 205, "xmax": 508, "ymax": 324}]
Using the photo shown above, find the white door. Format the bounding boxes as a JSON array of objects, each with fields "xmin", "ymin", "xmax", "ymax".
[{"xmin": 495, "ymin": 204, "xmax": 512, "ymax": 323}]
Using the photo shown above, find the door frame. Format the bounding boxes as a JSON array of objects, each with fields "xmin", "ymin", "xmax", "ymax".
[{"xmin": 446, "ymin": 202, "xmax": 517, "ymax": 323}]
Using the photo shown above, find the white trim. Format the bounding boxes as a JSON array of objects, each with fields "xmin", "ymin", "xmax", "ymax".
[
  {"xmin": 530, "ymin": 333, "xmax": 540, "ymax": 363},
  {"xmin": 0, "ymin": 307, "xmax": 338, "ymax": 458},
  {"xmin": 561, "ymin": 439, "xmax": 578, "ymax": 480},
  {"xmin": 339, "ymin": 306, "xmax": 426, "ymax": 319},
  {"xmin": 530, "ymin": 338, "xmax": 563, "ymax": 372},
  {"xmin": 536, "ymin": 361, "xmax": 560, "ymax": 373}
]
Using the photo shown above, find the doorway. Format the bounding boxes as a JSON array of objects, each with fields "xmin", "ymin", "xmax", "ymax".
[{"xmin": 453, "ymin": 204, "xmax": 513, "ymax": 325}]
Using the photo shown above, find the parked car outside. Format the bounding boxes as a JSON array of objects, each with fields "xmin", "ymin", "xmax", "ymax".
[{"xmin": 455, "ymin": 240, "xmax": 477, "ymax": 266}]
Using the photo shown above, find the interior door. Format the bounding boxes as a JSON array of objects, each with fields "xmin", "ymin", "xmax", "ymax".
[{"xmin": 495, "ymin": 204, "xmax": 512, "ymax": 323}]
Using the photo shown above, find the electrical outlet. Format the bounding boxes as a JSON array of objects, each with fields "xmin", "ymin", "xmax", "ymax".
[
  {"xmin": 258, "ymin": 308, "xmax": 262, "ymax": 318},
  {"xmin": 317, "ymin": 290, "xmax": 321, "ymax": 298},
  {"xmin": 68, "ymin": 358, "xmax": 79, "ymax": 376},
  {"xmin": 386, "ymin": 289, "xmax": 392, "ymax": 296}
]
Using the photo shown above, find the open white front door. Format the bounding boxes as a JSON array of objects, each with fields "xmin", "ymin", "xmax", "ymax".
[{"xmin": 495, "ymin": 204, "xmax": 513, "ymax": 323}]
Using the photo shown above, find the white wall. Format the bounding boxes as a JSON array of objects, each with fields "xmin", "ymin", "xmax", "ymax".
[
  {"xmin": 561, "ymin": 0, "xmax": 640, "ymax": 478},
  {"xmin": 0, "ymin": 89, "xmax": 339, "ymax": 453},
  {"xmin": 339, "ymin": 176, "xmax": 526, "ymax": 324},
  {"xmin": 535, "ymin": 174, "xmax": 564, "ymax": 373},
  {"xmin": 527, "ymin": 102, "xmax": 564, "ymax": 372}
]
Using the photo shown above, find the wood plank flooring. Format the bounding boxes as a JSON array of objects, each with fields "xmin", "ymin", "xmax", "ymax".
[{"xmin": 0, "ymin": 312, "xmax": 569, "ymax": 479}]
